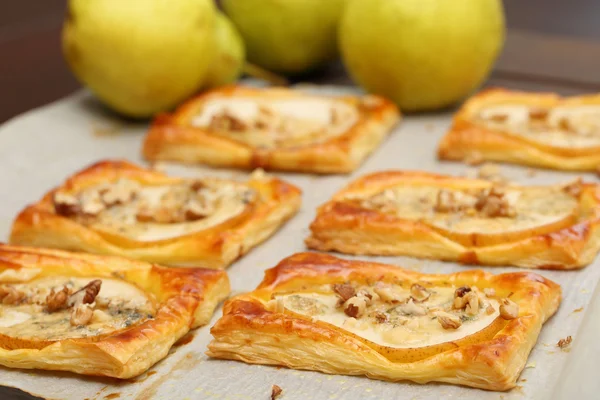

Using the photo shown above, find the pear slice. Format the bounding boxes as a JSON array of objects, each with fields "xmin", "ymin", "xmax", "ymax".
[{"xmin": 282, "ymin": 307, "xmax": 505, "ymax": 363}]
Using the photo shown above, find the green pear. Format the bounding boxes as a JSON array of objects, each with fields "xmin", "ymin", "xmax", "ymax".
[
  {"xmin": 222, "ymin": 0, "xmax": 347, "ymax": 76},
  {"xmin": 203, "ymin": 12, "xmax": 245, "ymax": 89},
  {"xmin": 339, "ymin": 0, "xmax": 505, "ymax": 112},
  {"xmin": 63, "ymin": 0, "xmax": 216, "ymax": 118}
]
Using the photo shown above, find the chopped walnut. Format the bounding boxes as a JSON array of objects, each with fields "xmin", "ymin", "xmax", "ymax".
[
  {"xmin": 53, "ymin": 192, "xmax": 81, "ymax": 216},
  {"xmin": 563, "ymin": 179, "xmax": 582, "ymax": 197},
  {"xmin": 558, "ymin": 118, "xmax": 574, "ymax": 132},
  {"xmin": 0, "ymin": 285, "xmax": 26, "ymax": 305},
  {"xmin": 499, "ymin": 298, "xmax": 519, "ymax": 320},
  {"xmin": 557, "ymin": 335, "xmax": 572, "ymax": 349},
  {"xmin": 46, "ymin": 286, "xmax": 71, "ymax": 312},
  {"xmin": 100, "ymin": 179, "xmax": 138, "ymax": 206},
  {"xmin": 455, "ymin": 286, "xmax": 472, "ymax": 298},
  {"xmin": 70, "ymin": 304, "xmax": 94, "ymax": 326},
  {"xmin": 343, "ymin": 296, "xmax": 367, "ymax": 318},
  {"xmin": 374, "ymin": 312, "xmax": 388, "ymax": 323},
  {"xmin": 486, "ymin": 305, "xmax": 495, "ymax": 315},
  {"xmin": 69, "ymin": 280, "xmax": 102, "ymax": 307},
  {"xmin": 529, "ymin": 107, "xmax": 549, "ymax": 120},
  {"xmin": 271, "ymin": 384, "xmax": 283, "ymax": 400},
  {"xmin": 183, "ymin": 197, "xmax": 213, "ymax": 221},
  {"xmin": 209, "ymin": 109, "xmax": 248, "ymax": 132},
  {"xmin": 437, "ymin": 312, "xmax": 462, "ymax": 330},
  {"xmin": 410, "ymin": 284, "xmax": 430, "ymax": 302},
  {"xmin": 483, "ymin": 288, "xmax": 496, "ymax": 297},
  {"xmin": 474, "ymin": 188, "xmax": 516, "ymax": 218},
  {"xmin": 333, "ymin": 283, "xmax": 356, "ymax": 303},
  {"xmin": 434, "ymin": 190, "xmax": 459, "ymax": 213},
  {"xmin": 488, "ymin": 114, "xmax": 508, "ymax": 123},
  {"xmin": 463, "ymin": 292, "xmax": 479, "ymax": 315}
]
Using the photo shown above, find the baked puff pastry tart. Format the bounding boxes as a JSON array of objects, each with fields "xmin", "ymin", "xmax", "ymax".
[
  {"xmin": 0, "ymin": 244, "xmax": 229, "ymax": 378},
  {"xmin": 438, "ymin": 88, "xmax": 600, "ymax": 170},
  {"xmin": 306, "ymin": 170, "xmax": 600, "ymax": 269},
  {"xmin": 9, "ymin": 160, "xmax": 301, "ymax": 269},
  {"xmin": 207, "ymin": 252, "xmax": 561, "ymax": 391},
  {"xmin": 142, "ymin": 85, "xmax": 400, "ymax": 174}
]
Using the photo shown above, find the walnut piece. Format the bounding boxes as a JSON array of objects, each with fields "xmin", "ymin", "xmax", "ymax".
[
  {"xmin": 483, "ymin": 288, "xmax": 496, "ymax": 297},
  {"xmin": 374, "ymin": 312, "xmax": 388, "ymax": 323},
  {"xmin": 434, "ymin": 190, "xmax": 460, "ymax": 213},
  {"xmin": 70, "ymin": 304, "xmax": 94, "ymax": 326},
  {"xmin": 557, "ymin": 335, "xmax": 572, "ymax": 349},
  {"xmin": 100, "ymin": 179, "xmax": 138, "ymax": 206},
  {"xmin": 271, "ymin": 384, "xmax": 283, "ymax": 400},
  {"xmin": 209, "ymin": 109, "xmax": 248, "ymax": 132},
  {"xmin": 474, "ymin": 188, "xmax": 516, "ymax": 218},
  {"xmin": 46, "ymin": 286, "xmax": 71, "ymax": 312},
  {"xmin": 69, "ymin": 280, "xmax": 102, "ymax": 307},
  {"xmin": 437, "ymin": 312, "xmax": 462, "ymax": 330},
  {"xmin": 563, "ymin": 179, "xmax": 582, "ymax": 197},
  {"xmin": 499, "ymin": 298, "xmax": 519, "ymax": 320},
  {"xmin": 343, "ymin": 296, "xmax": 367, "ymax": 318},
  {"xmin": 0, "ymin": 285, "xmax": 26, "ymax": 305},
  {"xmin": 410, "ymin": 283, "xmax": 430, "ymax": 302},
  {"xmin": 53, "ymin": 192, "xmax": 81, "ymax": 216},
  {"xmin": 486, "ymin": 305, "xmax": 495, "ymax": 315},
  {"xmin": 333, "ymin": 284, "xmax": 356, "ymax": 303},
  {"xmin": 464, "ymin": 292, "xmax": 480, "ymax": 316}
]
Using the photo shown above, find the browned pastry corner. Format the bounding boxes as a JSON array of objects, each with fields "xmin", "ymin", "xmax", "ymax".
[
  {"xmin": 0, "ymin": 244, "xmax": 230, "ymax": 378},
  {"xmin": 142, "ymin": 85, "xmax": 400, "ymax": 174},
  {"xmin": 10, "ymin": 159, "xmax": 301, "ymax": 269},
  {"xmin": 306, "ymin": 170, "xmax": 600, "ymax": 269},
  {"xmin": 438, "ymin": 87, "xmax": 600, "ymax": 171},
  {"xmin": 207, "ymin": 252, "xmax": 561, "ymax": 391}
]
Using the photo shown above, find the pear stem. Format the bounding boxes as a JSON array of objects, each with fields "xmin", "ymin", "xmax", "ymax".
[{"xmin": 243, "ymin": 63, "xmax": 289, "ymax": 86}]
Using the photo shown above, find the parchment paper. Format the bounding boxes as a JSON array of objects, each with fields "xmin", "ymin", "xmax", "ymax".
[{"xmin": 0, "ymin": 82, "xmax": 598, "ymax": 400}]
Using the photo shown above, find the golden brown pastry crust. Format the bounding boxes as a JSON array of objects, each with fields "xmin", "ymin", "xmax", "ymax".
[
  {"xmin": 0, "ymin": 244, "xmax": 230, "ymax": 378},
  {"xmin": 207, "ymin": 252, "xmax": 561, "ymax": 391},
  {"xmin": 9, "ymin": 160, "xmax": 301, "ymax": 269},
  {"xmin": 142, "ymin": 85, "xmax": 400, "ymax": 174},
  {"xmin": 306, "ymin": 170, "xmax": 600, "ymax": 269},
  {"xmin": 438, "ymin": 88, "xmax": 600, "ymax": 170}
]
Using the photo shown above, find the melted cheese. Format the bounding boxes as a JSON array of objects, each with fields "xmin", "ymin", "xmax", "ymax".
[
  {"xmin": 85, "ymin": 182, "xmax": 251, "ymax": 242},
  {"xmin": 478, "ymin": 104, "xmax": 600, "ymax": 149},
  {"xmin": 356, "ymin": 185, "xmax": 578, "ymax": 235},
  {"xmin": 0, "ymin": 277, "xmax": 154, "ymax": 341},
  {"xmin": 190, "ymin": 96, "xmax": 359, "ymax": 148},
  {"xmin": 280, "ymin": 289, "xmax": 499, "ymax": 349}
]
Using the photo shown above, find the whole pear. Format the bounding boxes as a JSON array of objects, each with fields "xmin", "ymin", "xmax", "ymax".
[
  {"xmin": 339, "ymin": 0, "xmax": 505, "ymax": 112},
  {"xmin": 63, "ymin": 0, "xmax": 216, "ymax": 118},
  {"xmin": 222, "ymin": 0, "xmax": 347, "ymax": 76},
  {"xmin": 203, "ymin": 12, "xmax": 245, "ymax": 89}
]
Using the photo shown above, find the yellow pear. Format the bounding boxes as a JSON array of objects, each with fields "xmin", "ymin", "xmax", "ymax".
[
  {"xmin": 222, "ymin": 0, "xmax": 347, "ymax": 76},
  {"xmin": 63, "ymin": 0, "xmax": 216, "ymax": 118},
  {"xmin": 203, "ymin": 12, "xmax": 245, "ymax": 89},
  {"xmin": 339, "ymin": 0, "xmax": 505, "ymax": 112}
]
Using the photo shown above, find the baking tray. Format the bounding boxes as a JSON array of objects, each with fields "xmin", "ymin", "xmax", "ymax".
[{"xmin": 0, "ymin": 81, "xmax": 599, "ymax": 400}]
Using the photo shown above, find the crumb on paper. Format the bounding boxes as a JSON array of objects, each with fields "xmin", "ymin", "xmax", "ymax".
[
  {"xmin": 271, "ymin": 384, "xmax": 283, "ymax": 400},
  {"xmin": 477, "ymin": 163, "xmax": 509, "ymax": 184},
  {"xmin": 557, "ymin": 336, "xmax": 572, "ymax": 350},
  {"xmin": 572, "ymin": 307, "xmax": 584, "ymax": 314},
  {"xmin": 526, "ymin": 168, "xmax": 537, "ymax": 177},
  {"xmin": 519, "ymin": 378, "xmax": 528, "ymax": 383},
  {"xmin": 525, "ymin": 361, "xmax": 536, "ymax": 369},
  {"xmin": 425, "ymin": 123, "xmax": 435, "ymax": 132}
]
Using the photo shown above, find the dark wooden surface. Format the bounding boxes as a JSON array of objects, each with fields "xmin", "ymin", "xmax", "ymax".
[{"xmin": 0, "ymin": 0, "xmax": 599, "ymax": 123}]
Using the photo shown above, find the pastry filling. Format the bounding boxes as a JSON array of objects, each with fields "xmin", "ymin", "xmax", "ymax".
[
  {"xmin": 274, "ymin": 283, "xmax": 517, "ymax": 349},
  {"xmin": 52, "ymin": 178, "xmax": 256, "ymax": 241},
  {"xmin": 476, "ymin": 104, "xmax": 600, "ymax": 149},
  {"xmin": 189, "ymin": 96, "xmax": 359, "ymax": 148},
  {"xmin": 353, "ymin": 182, "xmax": 580, "ymax": 236},
  {"xmin": 0, "ymin": 277, "xmax": 155, "ymax": 342}
]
